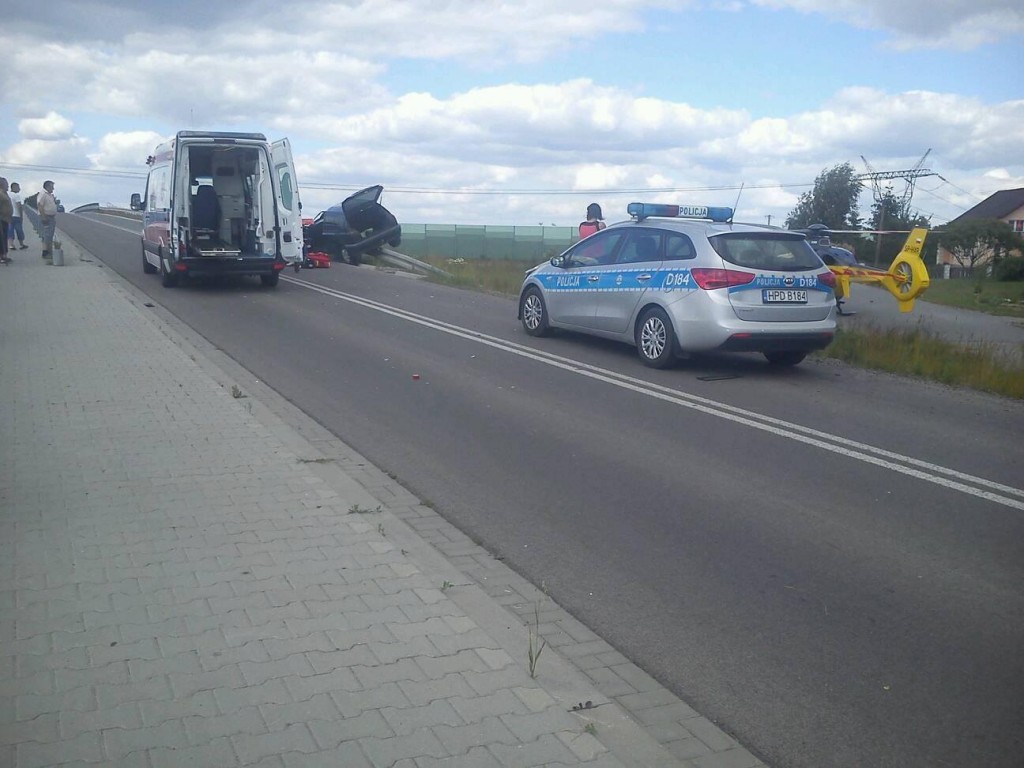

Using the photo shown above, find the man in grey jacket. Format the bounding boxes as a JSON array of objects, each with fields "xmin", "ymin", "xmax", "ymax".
[{"xmin": 37, "ymin": 180, "xmax": 58, "ymax": 259}]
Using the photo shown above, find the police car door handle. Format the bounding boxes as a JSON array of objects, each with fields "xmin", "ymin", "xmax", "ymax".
[
  {"xmin": 637, "ymin": 274, "xmax": 653, "ymax": 282},
  {"xmin": 587, "ymin": 275, "xmax": 600, "ymax": 283}
]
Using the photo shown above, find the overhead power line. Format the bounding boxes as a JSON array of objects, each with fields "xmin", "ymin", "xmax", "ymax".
[{"xmin": 1, "ymin": 161, "xmax": 818, "ymax": 196}]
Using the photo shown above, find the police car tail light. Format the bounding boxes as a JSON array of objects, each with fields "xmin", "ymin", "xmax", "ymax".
[
  {"xmin": 819, "ymin": 271, "xmax": 837, "ymax": 289},
  {"xmin": 690, "ymin": 268, "xmax": 755, "ymax": 290}
]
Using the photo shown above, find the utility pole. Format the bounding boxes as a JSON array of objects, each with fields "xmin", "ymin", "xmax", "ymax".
[{"xmin": 857, "ymin": 149, "xmax": 935, "ymax": 265}]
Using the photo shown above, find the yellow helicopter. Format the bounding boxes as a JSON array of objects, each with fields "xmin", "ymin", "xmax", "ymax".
[{"xmin": 801, "ymin": 225, "xmax": 930, "ymax": 315}]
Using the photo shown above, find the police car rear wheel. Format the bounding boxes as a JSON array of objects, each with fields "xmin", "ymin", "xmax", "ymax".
[
  {"xmin": 764, "ymin": 350, "xmax": 806, "ymax": 367},
  {"xmin": 636, "ymin": 308, "xmax": 675, "ymax": 368},
  {"xmin": 521, "ymin": 288, "xmax": 550, "ymax": 337}
]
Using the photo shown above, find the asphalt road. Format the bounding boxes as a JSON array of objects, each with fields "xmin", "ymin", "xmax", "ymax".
[{"xmin": 58, "ymin": 212, "xmax": 1024, "ymax": 768}]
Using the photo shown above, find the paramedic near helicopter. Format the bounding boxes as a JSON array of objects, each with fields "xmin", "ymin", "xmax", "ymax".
[{"xmin": 578, "ymin": 202, "xmax": 607, "ymax": 238}]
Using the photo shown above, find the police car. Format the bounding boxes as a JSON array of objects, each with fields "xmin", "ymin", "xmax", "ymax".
[{"xmin": 517, "ymin": 203, "xmax": 837, "ymax": 368}]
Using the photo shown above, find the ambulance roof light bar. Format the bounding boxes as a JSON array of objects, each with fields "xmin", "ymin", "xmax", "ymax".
[{"xmin": 627, "ymin": 202, "xmax": 734, "ymax": 223}]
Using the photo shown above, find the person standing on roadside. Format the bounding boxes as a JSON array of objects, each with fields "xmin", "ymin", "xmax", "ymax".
[
  {"xmin": 37, "ymin": 179, "xmax": 58, "ymax": 259},
  {"xmin": 578, "ymin": 202, "xmax": 606, "ymax": 239},
  {"xmin": 8, "ymin": 182, "xmax": 27, "ymax": 250},
  {"xmin": 0, "ymin": 177, "xmax": 12, "ymax": 264}
]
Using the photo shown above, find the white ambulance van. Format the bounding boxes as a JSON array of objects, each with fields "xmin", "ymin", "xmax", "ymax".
[{"xmin": 131, "ymin": 131, "xmax": 302, "ymax": 287}]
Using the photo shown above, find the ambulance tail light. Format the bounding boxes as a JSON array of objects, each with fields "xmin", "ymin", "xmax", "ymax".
[{"xmin": 691, "ymin": 268, "xmax": 755, "ymax": 290}]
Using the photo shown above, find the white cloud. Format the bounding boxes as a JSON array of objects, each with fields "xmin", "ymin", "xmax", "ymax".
[
  {"xmin": 753, "ymin": 0, "xmax": 1024, "ymax": 49},
  {"xmin": 87, "ymin": 131, "xmax": 168, "ymax": 170},
  {"xmin": 18, "ymin": 111, "xmax": 75, "ymax": 141},
  {"xmin": 1, "ymin": 1, "xmax": 1020, "ymax": 224}
]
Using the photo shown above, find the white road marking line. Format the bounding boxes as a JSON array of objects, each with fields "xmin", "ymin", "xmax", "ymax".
[{"xmin": 305, "ymin": 274, "xmax": 1024, "ymax": 511}]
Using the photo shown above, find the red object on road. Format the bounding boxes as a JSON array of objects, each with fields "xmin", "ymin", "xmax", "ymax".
[{"xmin": 306, "ymin": 251, "xmax": 331, "ymax": 268}]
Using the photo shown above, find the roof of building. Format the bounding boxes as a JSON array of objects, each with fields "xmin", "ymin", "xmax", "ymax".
[{"xmin": 949, "ymin": 187, "xmax": 1024, "ymax": 224}]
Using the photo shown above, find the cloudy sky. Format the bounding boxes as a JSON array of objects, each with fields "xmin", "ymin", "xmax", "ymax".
[{"xmin": 2, "ymin": 0, "xmax": 1022, "ymax": 227}]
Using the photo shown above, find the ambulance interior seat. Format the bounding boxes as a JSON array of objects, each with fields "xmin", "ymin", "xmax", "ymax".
[
  {"xmin": 212, "ymin": 163, "xmax": 246, "ymax": 247},
  {"xmin": 192, "ymin": 185, "xmax": 219, "ymax": 233}
]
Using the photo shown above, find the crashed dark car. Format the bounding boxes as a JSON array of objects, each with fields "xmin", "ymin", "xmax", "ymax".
[{"xmin": 305, "ymin": 185, "xmax": 401, "ymax": 266}]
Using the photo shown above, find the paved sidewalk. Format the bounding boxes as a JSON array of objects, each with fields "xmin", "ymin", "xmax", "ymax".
[{"xmin": 1, "ymin": 219, "xmax": 764, "ymax": 768}]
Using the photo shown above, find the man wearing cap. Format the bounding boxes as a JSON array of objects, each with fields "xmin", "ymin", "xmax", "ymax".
[{"xmin": 37, "ymin": 180, "xmax": 58, "ymax": 259}]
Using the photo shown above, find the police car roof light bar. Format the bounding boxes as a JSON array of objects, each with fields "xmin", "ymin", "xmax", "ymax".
[{"xmin": 627, "ymin": 202, "xmax": 734, "ymax": 223}]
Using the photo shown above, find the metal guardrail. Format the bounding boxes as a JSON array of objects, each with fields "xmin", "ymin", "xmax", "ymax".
[{"xmin": 378, "ymin": 247, "xmax": 450, "ymax": 277}]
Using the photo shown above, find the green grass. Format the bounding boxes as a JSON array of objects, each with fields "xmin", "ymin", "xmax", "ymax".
[
  {"xmin": 816, "ymin": 325, "xmax": 1024, "ymax": 399},
  {"xmin": 419, "ymin": 255, "xmax": 540, "ymax": 297},
  {"xmin": 921, "ymin": 278, "xmax": 1024, "ymax": 317},
  {"xmin": 394, "ymin": 257, "xmax": 1024, "ymax": 399}
]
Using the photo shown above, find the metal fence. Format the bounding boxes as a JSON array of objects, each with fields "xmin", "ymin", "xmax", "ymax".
[{"xmin": 396, "ymin": 224, "xmax": 578, "ymax": 262}]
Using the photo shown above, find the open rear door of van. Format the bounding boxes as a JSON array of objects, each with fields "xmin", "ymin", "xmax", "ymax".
[{"xmin": 271, "ymin": 138, "xmax": 303, "ymax": 267}]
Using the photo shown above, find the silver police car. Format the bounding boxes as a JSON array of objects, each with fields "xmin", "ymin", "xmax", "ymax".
[{"xmin": 518, "ymin": 203, "xmax": 837, "ymax": 368}]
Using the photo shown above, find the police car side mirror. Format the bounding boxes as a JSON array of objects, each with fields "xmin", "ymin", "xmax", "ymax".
[{"xmin": 550, "ymin": 255, "xmax": 566, "ymax": 268}]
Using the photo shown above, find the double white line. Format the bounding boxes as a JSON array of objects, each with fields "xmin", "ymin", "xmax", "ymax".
[{"xmin": 284, "ymin": 274, "xmax": 1024, "ymax": 511}]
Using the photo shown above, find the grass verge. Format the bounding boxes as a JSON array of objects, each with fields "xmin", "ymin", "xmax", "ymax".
[
  {"xmin": 921, "ymin": 278, "xmax": 1024, "ymax": 317},
  {"xmin": 419, "ymin": 255, "xmax": 537, "ymax": 297},
  {"xmin": 816, "ymin": 325, "xmax": 1024, "ymax": 399}
]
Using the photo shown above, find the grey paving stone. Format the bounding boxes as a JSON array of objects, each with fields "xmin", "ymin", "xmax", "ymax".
[
  {"xmin": 500, "ymin": 709, "xmax": 581, "ymax": 743},
  {"xmin": 381, "ymin": 699, "xmax": 465, "ymax": 736},
  {"xmin": 184, "ymin": 705, "xmax": 267, "ymax": 744},
  {"xmin": 216, "ymin": 678, "xmax": 294, "ymax": 713},
  {"xmin": 280, "ymin": 741, "xmax": 373, "ymax": 768},
  {"xmin": 283, "ymin": 667, "xmax": 360, "ymax": 701},
  {"xmin": 413, "ymin": 745, "xmax": 502, "ymax": 768},
  {"xmin": 140, "ymin": 690, "xmax": 218, "ymax": 727},
  {"xmin": 232, "ymin": 723, "xmax": 318, "ymax": 764},
  {"xmin": 59, "ymin": 701, "xmax": 142, "ymax": 740},
  {"xmin": 327, "ymin": 681, "xmax": 412, "ymax": 719},
  {"xmin": 238, "ymin": 653, "xmax": 317, "ymax": 686},
  {"xmin": 357, "ymin": 727, "xmax": 450, "ymax": 768},
  {"xmin": 0, "ymin": 711, "xmax": 58, "ymax": 745},
  {"xmin": 487, "ymin": 733, "xmax": 579, "ymax": 768},
  {"xmin": 431, "ymin": 715, "xmax": 518, "ymax": 754},
  {"xmin": 448, "ymin": 690, "xmax": 529, "ymax": 724},
  {"xmin": 308, "ymin": 708, "xmax": 393, "ymax": 748},
  {"xmin": 397, "ymin": 673, "xmax": 478, "ymax": 707},
  {"xmin": 15, "ymin": 732, "xmax": 104, "ymax": 768},
  {"xmin": 260, "ymin": 693, "xmax": 342, "ymax": 732},
  {"xmin": 304, "ymin": 644, "xmax": 380, "ymax": 674},
  {"xmin": 150, "ymin": 735, "xmax": 241, "ymax": 768},
  {"xmin": 103, "ymin": 719, "xmax": 188, "ymax": 761}
]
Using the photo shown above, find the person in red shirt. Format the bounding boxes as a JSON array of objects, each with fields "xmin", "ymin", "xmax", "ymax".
[{"xmin": 578, "ymin": 202, "xmax": 606, "ymax": 238}]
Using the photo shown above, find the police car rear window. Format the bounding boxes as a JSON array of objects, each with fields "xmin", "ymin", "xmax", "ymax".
[{"xmin": 710, "ymin": 233, "xmax": 822, "ymax": 271}]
